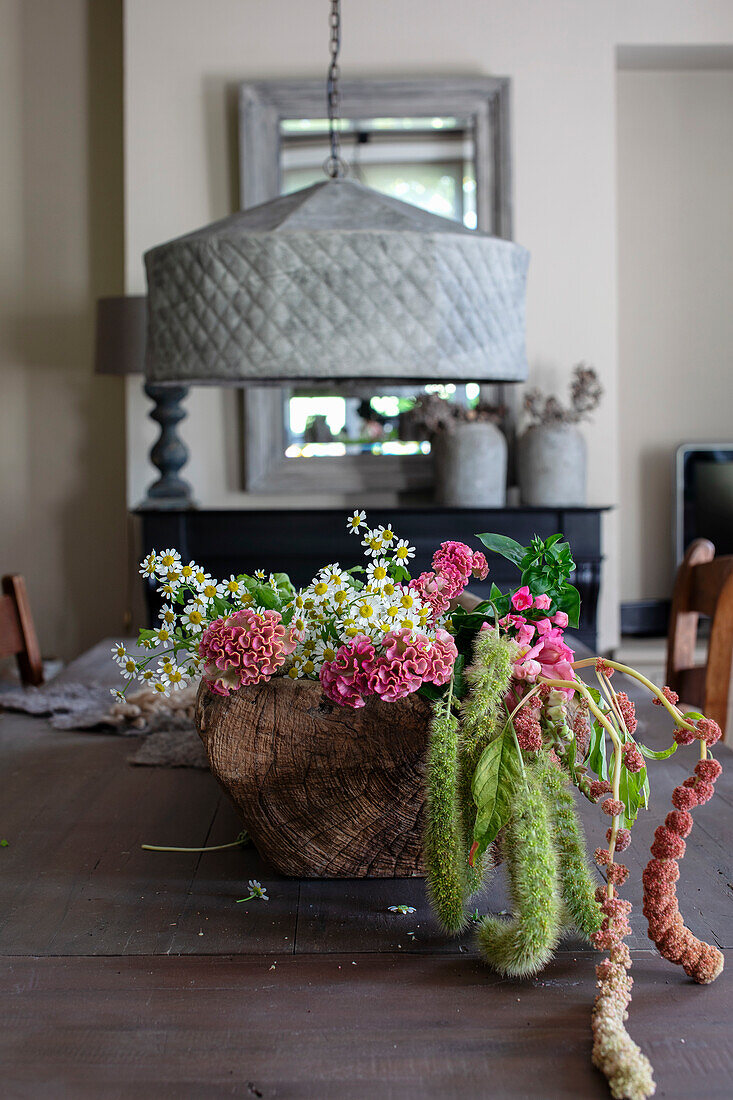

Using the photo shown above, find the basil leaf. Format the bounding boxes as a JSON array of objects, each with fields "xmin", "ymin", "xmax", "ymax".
[
  {"xmin": 471, "ymin": 724, "xmax": 524, "ymax": 861},
  {"xmin": 476, "ymin": 533, "xmax": 525, "ymax": 568}
]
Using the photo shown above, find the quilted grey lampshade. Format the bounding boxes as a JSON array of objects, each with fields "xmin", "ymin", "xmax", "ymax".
[{"xmin": 144, "ymin": 178, "xmax": 529, "ymax": 386}]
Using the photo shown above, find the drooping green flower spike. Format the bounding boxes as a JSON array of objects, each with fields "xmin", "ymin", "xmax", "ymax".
[
  {"xmin": 476, "ymin": 760, "xmax": 562, "ymax": 978},
  {"xmin": 424, "ymin": 697, "xmax": 469, "ymax": 933},
  {"xmin": 537, "ymin": 754, "xmax": 603, "ymax": 942}
]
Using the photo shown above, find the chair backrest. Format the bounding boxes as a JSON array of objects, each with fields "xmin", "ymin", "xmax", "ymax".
[
  {"xmin": 0, "ymin": 574, "xmax": 43, "ymax": 686},
  {"xmin": 665, "ymin": 539, "xmax": 733, "ymax": 739}
]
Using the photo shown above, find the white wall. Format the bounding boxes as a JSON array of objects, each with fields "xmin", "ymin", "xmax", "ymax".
[
  {"xmin": 0, "ymin": 0, "xmax": 127, "ymax": 660},
  {"xmin": 617, "ymin": 69, "xmax": 733, "ymax": 601},
  {"xmin": 115, "ymin": 1, "xmax": 732, "ymax": 653}
]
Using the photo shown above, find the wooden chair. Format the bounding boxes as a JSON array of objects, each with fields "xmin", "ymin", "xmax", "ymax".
[
  {"xmin": 0, "ymin": 574, "xmax": 44, "ymax": 686},
  {"xmin": 665, "ymin": 539, "xmax": 733, "ymax": 741}
]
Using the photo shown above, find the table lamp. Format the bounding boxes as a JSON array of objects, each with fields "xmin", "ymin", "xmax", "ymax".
[{"xmin": 94, "ymin": 295, "xmax": 193, "ymax": 508}]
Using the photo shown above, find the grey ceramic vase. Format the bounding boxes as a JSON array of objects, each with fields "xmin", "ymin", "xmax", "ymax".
[
  {"xmin": 434, "ymin": 422, "xmax": 507, "ymax": 507},
  {"xmin": 517, "ymin": 424, "xmax": 587, "ymax": 506}
]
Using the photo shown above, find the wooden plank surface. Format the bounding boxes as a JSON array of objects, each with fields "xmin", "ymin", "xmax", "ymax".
[
  {"xmin": 2, "ymin": 952, "xmax": 732, "ymax": 1100},
  {"xmin": 1, "ymin": 638, "xmax": 732, "ymax": 1098}
]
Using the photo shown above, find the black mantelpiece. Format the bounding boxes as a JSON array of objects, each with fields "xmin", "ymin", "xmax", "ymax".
[{"xmin": 137, "ymin": 506, "xmax": 608, "ymax": 650}]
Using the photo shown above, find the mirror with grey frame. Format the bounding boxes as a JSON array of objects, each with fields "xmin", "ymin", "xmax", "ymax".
[{"xmin": 239, "ymin": 77, "xmax": 513, "ymax": 495}]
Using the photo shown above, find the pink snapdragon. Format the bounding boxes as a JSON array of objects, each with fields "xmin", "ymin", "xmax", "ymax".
[
  {"xmin": 533, "ymin": 592, "xmax": 552, "ymax": 610},
  {"xmin": 511, "ymin": 585, "xmax": 533, "ymax": 612},
  {"xmin": 199, "ymin": 608, "xmax": 297, "ymax": 696},
  {"xmin": 320, "ymin": 635, "xmax": 376, "ymax": 709},
  {"xmin": 552, "ymin": 611, "xmax": 569, "ymax": 628}
]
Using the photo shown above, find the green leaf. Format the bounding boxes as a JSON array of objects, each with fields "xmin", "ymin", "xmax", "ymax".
[
  {"xmin": 555, "ymin": 583, "xmax": 581, "ymax": 629},
  {"xmin": 587, "ymin": 718, "xmax": 608, "ymax": 782},
  {"xmin": 452, "ymin": 653, "xmax": 466, "ymax": 700},
  {"xmin": 417, "ymin": 681, "xmax": 446, "ymax": 702},
  {"xmin": 476, "ymin": 533, "xmax": 525, "ymax": 568},
  {"xmin": 471, "ymin": 724, "xmax": 524, "ymax": 861},
  {"xmin": 638, "ymin": 741, "xmax": 678, "ymax": 760}
]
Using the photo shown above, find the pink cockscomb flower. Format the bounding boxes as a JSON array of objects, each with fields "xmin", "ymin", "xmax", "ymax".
[
  {"xmin": 199, "ymin": 608, "xmax": 297, "ymax": 696},
  {"xmin": 432, "ymin": 561, "xmax": 466, "ymax": 601},
  {"xmin": 432, "ymin": 541, "xmax": 474, "ymax": 583},
  {"xmin": 511, "ymin": 585, "xmax": 533, "ymax": 612},
  {"xmin": 471, "ymin": 551, "xmax": 489, "ymax": 580},
  {"xmin": 533, "ymin": 592, "xmax": 551, "ymax": 610},
  {"xmin": 320, "ymin": 635, "xmax": 376, "ymax": 709},
  {"xmin": 368, "ymin": 628, "xmax": 433, "ymax": 702},
  {"xmin": 408, "ymin": 572, "xmax": 451, "ymax": 621},
  {"xmin": 424, "ymin": 628, "xmax": 458, "ymax": 686}
]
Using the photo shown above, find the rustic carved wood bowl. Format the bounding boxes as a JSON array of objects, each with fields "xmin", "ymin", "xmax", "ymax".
[{"xmin": 195, "ymin": 677, "xmax": 432, "ymax": 878}]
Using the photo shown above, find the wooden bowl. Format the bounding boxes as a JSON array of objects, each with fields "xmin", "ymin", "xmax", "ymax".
[{"xmin": 195, "ymin": 677, "xmax": 432, "ymax": 878}]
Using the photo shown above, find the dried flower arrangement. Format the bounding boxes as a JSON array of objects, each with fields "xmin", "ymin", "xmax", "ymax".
[
  {"xmin": 118, "ymin": 515, "xmax": 723, "ymax": 1100},
  {"xmin": 524, "ymin": 362, "xmax": 603, "ymax": 426},
  {"xmin": 399, "ymin": 392, "xmax": 505, "ymax": 439}
]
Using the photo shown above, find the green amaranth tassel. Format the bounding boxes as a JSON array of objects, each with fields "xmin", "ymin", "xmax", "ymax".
[
  {"xmin": 457, "ymin": 629, "xmax": 516, "ymax": 893},
  {"xmin": 424, "ymin": 698, "xmax": 468, "ymax": 933},
  {"xmin": 476, "ymin": 761, "xmax": 562, "ymax": 978},
  {"xmin": 538, "ymin": 755, "xmax": 602, "ymax": 942}
]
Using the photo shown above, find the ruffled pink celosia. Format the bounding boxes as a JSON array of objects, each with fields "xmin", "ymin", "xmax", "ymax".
[
  {"xmin": 471, "ymin": 551, "xmax": 489, "ymax": 580},
  {"xmin": 407, "ymin": 572, "xmax": 451, "ymax": 621},
  {"xmin": 368, "ymin": 634, "xmax": 429, "ymax": 702},
  {"xmin": 424, "ymin": 628, "xmax": 458, "ymax": 686},
  {"xmin": 320, "ymin": 635, "xmax": 376, "ymax": 709},
  {"xmin": 199, "ymin": 608, "xmax": 297, "ymax": 696},
  {"xmin": 432, "ymin": 541, "xmax": 474, "ymax": 582}
]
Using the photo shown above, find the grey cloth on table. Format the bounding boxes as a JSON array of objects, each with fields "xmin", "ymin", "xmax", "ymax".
[{"xmin": 0, "ymin": 681, "xmax": 207, "ymax": 768}]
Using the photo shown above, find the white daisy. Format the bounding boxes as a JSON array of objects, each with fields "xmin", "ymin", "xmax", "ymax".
[
  {"xmin": 153, "ymin": 625, "xmax": 173, "ymax": 647},
  {"xmin": 151, "ymin": 677, "xmax": 171, "ymax": 698},
  {"xmin": 159, "ymin": 604, "xmax": 178, "ymax": 626},
  {"xmin": 139, "ymin": 552, "xmax": 158, "ymax": 579},
  {"xmin": 366, "ymin": 558, "xmax": 391, "ymax": 588},
  {"xmin": 181, "ymin": 603, "xmax": 206, "ymax": 632},
  {"xmin": 111, "ymin": 641, "xmax": 128, "ymax": 664},
  {"xmin": 221, "ymin": 575, "xmax": 245, "ymax": 599},
  {"xmin": 165, "ymin": 665, "xmax": 188, "ymax": 691},
  {"xmin": 254, "ymin": 569, "xmax": 266, "ymax": 581},
  {"xmin": 156, "ymin": 549, "xmax": 181, "ymax": 576},
  {"xmin": 120, "ymin": 655, "xmax": 139, "ymax": 680},
  {"xmin": 361, "ymin": 529, "xmax": 386, "ymax": 557},
  {"xmin": 393, "ymin": 538, "xmax": 415, "ymax": 564},
  {"xmin": 346, "ymin": 510, "xmax": 366, "ymax": 534},
  {"xmin": 313, "ymin": 639, "xmax": 339, "ymax": 665}
]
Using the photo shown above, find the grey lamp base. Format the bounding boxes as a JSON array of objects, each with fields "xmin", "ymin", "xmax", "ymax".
[{"xmin": 141, "ymin": 382, "xmax": 196, "ymax": 510}]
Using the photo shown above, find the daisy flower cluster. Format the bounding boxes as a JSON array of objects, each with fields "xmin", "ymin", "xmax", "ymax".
[
  {"xmin": 112, "ymin": 548, "xmax": 296, "ymax": 699},
  {"xmin": 284, "ymin": 512, "xmax": 488, "ymax": 707},
  {"xmin": 114, "ymin": 514, "xmax": 490, "ymax": 707}
]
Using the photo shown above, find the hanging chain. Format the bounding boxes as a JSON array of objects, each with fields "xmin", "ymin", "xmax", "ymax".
[{"xmin": 324, "ymin": 0, "xmax": 346, "ymax": 178}]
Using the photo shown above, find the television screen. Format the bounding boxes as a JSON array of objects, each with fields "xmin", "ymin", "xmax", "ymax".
[{"xmin": 677, "ymin": 445, "xmax": 733, "ymax": 561}]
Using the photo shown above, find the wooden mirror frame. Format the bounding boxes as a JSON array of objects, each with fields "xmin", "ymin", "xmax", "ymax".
[{"xmin": 238, "ymin": 76, "xmax": 513, "ymax": 495}]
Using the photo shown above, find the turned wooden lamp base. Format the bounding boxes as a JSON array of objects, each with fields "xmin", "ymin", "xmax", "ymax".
[{"xmin": 195, "ymin": 677, "xmax": 432, "ymax": 878}]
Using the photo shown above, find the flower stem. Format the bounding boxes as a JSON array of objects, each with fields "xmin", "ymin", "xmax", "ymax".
[
  {"xmin": 571, "ymin": 657, "xmax": 697, "ymax": 732},
  {"xmin": 141, "ymin": 835, "xmax": 248, "ymax": 853}
]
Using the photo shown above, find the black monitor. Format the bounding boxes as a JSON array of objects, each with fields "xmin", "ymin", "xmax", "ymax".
[{"xmin": 676, "ymin": 444, "xmax": 733, "ymax": 562}]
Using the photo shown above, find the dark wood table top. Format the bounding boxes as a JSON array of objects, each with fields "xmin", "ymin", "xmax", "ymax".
[{"xmin": 1, "ymin": 640, "xmax": 732, "ymax": 1098}]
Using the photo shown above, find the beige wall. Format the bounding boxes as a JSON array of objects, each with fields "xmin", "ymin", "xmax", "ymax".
[
  {"xmin": 0, "ymin": 0, "xmax": 127, "ymax": 660},
  {"xmin": 617, "ymin": 69, "xmax": 733, "ymax": 601}
]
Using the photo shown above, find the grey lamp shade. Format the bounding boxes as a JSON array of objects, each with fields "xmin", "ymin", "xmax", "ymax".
[
  {"xmin": 143, "ymin": 178, "xmax": 529, "ymax": 386},
  {"xmin": 94, "ymin": 295, "xmax": 147, "ymax": 376}
]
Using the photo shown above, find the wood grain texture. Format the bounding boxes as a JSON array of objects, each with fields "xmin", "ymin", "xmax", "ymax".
[
  {"xmin": 196, "ymin": 678, "xmax": 432, "ymax": 879},
  {"xmin": 3, "ymin": 953, "xmax": 733, "ymax": 1100},
  {"xmin": 666, "ymin": 538, "xmax": 733, "ymax": 739}
]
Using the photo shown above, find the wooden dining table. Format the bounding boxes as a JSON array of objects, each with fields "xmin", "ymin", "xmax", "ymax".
[{"xmin": 1, "ymin": 639, "xmax": 732, "ymax": 1098}]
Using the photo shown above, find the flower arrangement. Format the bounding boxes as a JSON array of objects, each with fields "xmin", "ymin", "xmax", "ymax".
[
  {"xmin": 524, "ymin": 362, "xmax": 603, "ymax": 426},
  {"xmin": 118, "ymin": 514, "xmax": 724, "ymax": 1100}
]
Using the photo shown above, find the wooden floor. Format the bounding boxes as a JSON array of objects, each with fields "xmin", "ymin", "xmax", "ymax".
[{"xmin": 1, "ymin": 642, "xmax": 732, "ymax": 1098}]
